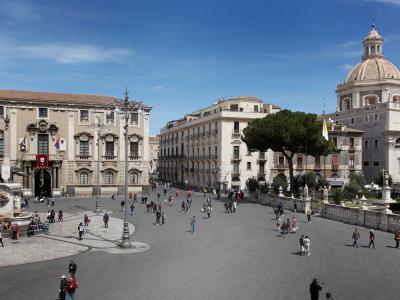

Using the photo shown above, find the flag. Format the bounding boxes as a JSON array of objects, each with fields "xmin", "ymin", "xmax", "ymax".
[
  {"xmin": 322, "ymin": 117, "xmax": 329, "ymax": 141},
  {"xmin": 19, "ymin": 135, "xmax": 26, "ymax": 146},
  {"xmin": 54, "ymin": 136, "xmax": 60, "ymax": 150}
]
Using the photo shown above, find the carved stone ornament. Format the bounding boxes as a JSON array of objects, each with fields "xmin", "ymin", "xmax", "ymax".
[{"xmin": 26, "ymin": 120, "xmax": 59, "ymax": 134}]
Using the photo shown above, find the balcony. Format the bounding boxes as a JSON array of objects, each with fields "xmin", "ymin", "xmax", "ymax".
[
  {"xmin": 258, "ymin": 170, "xmax": 266, "ymax": 178},
  {"xmin": 232, "ymin": 169, "xmax": 241, "ymax": 176},
  {"xmin": 258, "ymin": 152, "xmax": 267, "ymax": 161},
  {"xmin": 129, "ymin": 155, "xmax": 141, "ymax": 160},
  {"xmin": 232, "ymin": 129, "xmax": 242, "ymax": 137},
  {"xmin": 77, "ymin": 154, "xmax": 91, "ymax": 160},
  {"xmin": 231, "ymin": 154, "xmax": 241, "ymax": 161},
  {"xmin": 21, "ymin": 153, "xmax": 64, "ymax": 161},
  {"xmin": 212, "ymin": 129, "xmax": 218, "ymax": 135},
  {"xmin": 103, "ymin": 154, "xmax": 116, "ymax": 160}
]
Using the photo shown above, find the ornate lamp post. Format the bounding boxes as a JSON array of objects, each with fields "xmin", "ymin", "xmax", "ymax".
[
  {"xmin": 90, "ymin": 116, "xmax": 110, "ymax": 214},
  {"xmin": 112, "ymin": 88, "xmax": 143, "ymax": 248}
]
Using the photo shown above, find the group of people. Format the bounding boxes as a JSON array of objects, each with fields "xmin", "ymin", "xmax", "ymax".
[
  {"xmin": 59, "ymin": 260, "xmax": 78, "ymax": 300},
  {"xmin": 224, "ymin": 200, "xmax": 237, "ymax": 213}
]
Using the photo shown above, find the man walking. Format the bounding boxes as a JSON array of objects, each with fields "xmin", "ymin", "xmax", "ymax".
[
  {"xmin": 130, "ymin": 202, "xmax": 135, "ymax": 216},
  {"xmin": 310, "ymin": 278, "xmax": 323, "ymax": 300},
  {"xmin": 103, "ymin": 212, "xmax": 109, "ymax": 228},
  {"xmin": 368, "ymin": 229, "xmax": 375, "ymax": 248},
  {"xmin": 395, "ymin": 230, "xmax": 400, "ymax": 248},
  {"xmin": 0, "ymin": 230, "xmax": 4, "ymax": 247},
  {"xmin": 304, "ymin": 235, "xmax": 311, "ymax": 256},
  {"xmin": 78, "ymin": 223, "xmax": 84, "ymax": 241},
  {"xmin": 299, "ymin": 235, "xmax": 305, "ymax": 256},
  {"xmin": 352, "ymin": 228, "xmax": 360, "ymax": 248},
  {"xmin": 120, "ymin": 200, "xmax": 125, "ymax": 212},
  {"xmin": 190, "ymin": 216, "xmax": 196, "ymax": 233}
]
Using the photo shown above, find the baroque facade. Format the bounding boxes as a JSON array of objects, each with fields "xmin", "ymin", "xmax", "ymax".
[
  {"xmin": 0, "ymin": 90, "xmax": 151, "ymax": 197},
  {"xmin": 149, "ymin": 135, "xmax": 159, "ymax": 174},
  {"xmin": 158, "ymin": 96, "xmax": 280, "ymax": 191},
  {"xmin": 270, "ymin": 124, "xmax": 364, "ymax": 187},
  {"xmin": 331, "ymin": 25, "xmax": 400, "ymax": 184}
]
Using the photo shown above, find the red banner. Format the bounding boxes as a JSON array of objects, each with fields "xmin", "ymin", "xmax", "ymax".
[{"xmin": 36, "ymin": 154, "xmax": 49, "ymax": 169}]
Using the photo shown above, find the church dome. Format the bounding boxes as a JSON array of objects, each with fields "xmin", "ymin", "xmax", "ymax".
[
  {"xmin": 343, "ymin": 24, "xmax": 400, "ymax": 84},
  {"xmin": 344, "ymin": 57, "xmax": 400, "ymax": 84}
]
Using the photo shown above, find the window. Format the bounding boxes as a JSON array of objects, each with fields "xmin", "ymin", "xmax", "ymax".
[
  {"xmin": 364, "ymin": 140, "xmax": 369, "ymax": 149},
  {"xmin": 395, "ymin": 138, "xmax": 400, "ymax": 148},
  {"xmin": 247, "ymin": 147, "xmax": 251, "ymax": 155},
  {"xmin": 297, "ymin": 156, "xmax": 303, "ymax": 167},
  {"xmin": 278, "ymin": 156, "xmax": 284, "ymax": 166},
  {"xmin": 233, "ymin": 121, "xmax": 240, "ymax": 133},
  {"xmin": 203, "ymin": 125, "xmax": 205, "ymax": 136},
  {"xmin": 233, "ymin": 146, "xmax": 240, "ymax": 159},
  {"xmin": 232, "ymin": 163, "xmax": 240, "ymax": 174},
  {"xmin": 364, "ymin": 95, "xmax": 378, "ymax": 106},
  {"xmin": 349, "ymin": 156, "xmax": 355, "ymax": 167},
  {"xmin": 0, "ymin": 106, "xmax": 4, "ymax": 117},
  {"xmin": 37, "ymin": 134, "xmax": 49, "ymax": 154},
  {"xmin": 130, "ymin": 142, "xmax": 139, "ymax": 159},
  {"xmin": 349, "ymin": 138, "xmax": 355, "ymax": 148},
  {"xmin": 363, "ymin": 161, "xmax": 370, "ymax": 167},
  {"xmin": 351, "ymin": 117, "xmax": 355, "ymax": 125},
  {"xmin": 254, "ymin": 105, "xmax": 259, "ymax": 112},
  {"xmin": 79, "ymin": 172, "xmax": 89, "ymax": 184},
  {"xmin": 106, "ymin": 111, "xmax": 115, "ymax": 124},
  {"xmin": 38, "ymin": 107, "xmax": 48, "ymax": 118},
  {"xmin": 105, "ymin": 141, "xmax": 114, "ymax": 158},
  {"xmin": 230, "ymin": 104, "xmax": 239, "ymax": 112},
  {"xmin": 247, "ymin": 162, "xmax": 251, "ymax": 170},
  {"xmin": 215, "ymin": 122, "xmax": 218, "ymax": 133},
  {"xmin": 0, "ymin": 131, "xmax": 3, "ymax": 158},
  {"xmin": 215, "ymin": 146, "xmax": 218, "ymax": 158},
  {"xmin": 374, "ymin": 140, "xmax": 379, "ymax": 148},
  {"xmin": 130, "ymin": 112, "xmax": 139, "ymax": 125},
  {"xmin": 130, "ymin": 172, "xmax": 139, "ymax": 184},
  {"xmin": 80, "ymin": 110, "xmax": 89, "ymax": 123},
  {"xmin": 315, "ymin": 156, "xmax": 320, "ymax": 166},
  {"xmin": 373, "ymin": 161, "xmax": 380, "ymax": 167},
  {"xmin": 105, "ymin": 171, "xmax": 114, "ymax": 184},
  {"xmin": 364, "ymin": 115, "xmax": 369, "ymax": 123},
  {"xmin": 80, "ymin": 141, "xmax": 89, "ymax": 157}
]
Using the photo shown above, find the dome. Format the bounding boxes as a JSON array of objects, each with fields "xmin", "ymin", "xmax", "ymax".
[{"xmin": 344, "ymin": 57, "xmax": 400, "ymax": 84}]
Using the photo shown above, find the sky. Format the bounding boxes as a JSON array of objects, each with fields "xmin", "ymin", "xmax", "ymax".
[{"xmin": 1, "ymin": 0, "xmax": 400, "ymax": 135}]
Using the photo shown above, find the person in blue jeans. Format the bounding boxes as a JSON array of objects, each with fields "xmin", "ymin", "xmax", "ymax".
[
  {"xmin": 352, "ymin": 228, "xmax": 360, "ymax": 248},
  {"xmin": 190, "ymin": 216, "xmax": 196, "ymax": 233}
]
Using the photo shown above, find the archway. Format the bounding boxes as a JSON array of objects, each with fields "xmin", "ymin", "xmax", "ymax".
[{"xmin": 34, "ymin": 169, "xmax": 52, "ymax": 197}]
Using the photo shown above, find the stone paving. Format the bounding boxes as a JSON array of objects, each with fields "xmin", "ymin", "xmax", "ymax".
[{"xmin": 0, "ymin": 211, "xmax": 150, "ymax": 267}]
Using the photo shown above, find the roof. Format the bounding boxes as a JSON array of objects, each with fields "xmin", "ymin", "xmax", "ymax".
[
  {"xmin": 149, "ymin": 136, "xmax": 159, "ymax": 143},
  {"xmin": 0, "ymin": 90, "xmax": 117, "ymax": 106}
]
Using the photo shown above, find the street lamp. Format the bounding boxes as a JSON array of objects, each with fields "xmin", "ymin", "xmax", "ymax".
[
  {"xmin": 111, "ymin": 88, "xmax": 143, "ymax": 248},
  {"xmin": 89, "ymin": 116, "xmax": 110, "ymax": 214}
]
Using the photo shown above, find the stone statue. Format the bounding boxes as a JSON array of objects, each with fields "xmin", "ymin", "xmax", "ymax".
[
  {"xmin": 384, "ymin": 171, "xmax": 389, "ymax": 187},
  {"xmin": 303, "ymin": 184, "xmax": 309, "ymax": 199},
  {"xmin": 323, "ymin": 186, "xmax": 329, "ymax": 202},
  {"xmin": 287, "ymin": 177, "xmax": 291, "ymax": 192}
]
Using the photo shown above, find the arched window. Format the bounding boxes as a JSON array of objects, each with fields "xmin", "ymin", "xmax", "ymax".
[
  {"xmin": 105, "ymin": 171, "xmax": 114, "ymax": 184},
  {"xmin": 342, "ymin": 98, "xmax": 351, "ymax": 111},
  {"xmin": 130, "ymin": 172, "xmax": 139, "ymax": 184},
  {"xmin": 79, "ymin": 172, "xmax": 89, "ymax": 184},
  {"xmin": 364, "ymin": 95, "xmax": 379, "ymax": 106},
  {"xmin": 395, "ymin": 138, "xmax": 400, "ymax": 148}
]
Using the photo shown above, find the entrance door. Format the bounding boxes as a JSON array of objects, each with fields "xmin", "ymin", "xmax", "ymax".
[{"xmin": 34, "ymin": 169, "xmax": 51, "ymax": 197}]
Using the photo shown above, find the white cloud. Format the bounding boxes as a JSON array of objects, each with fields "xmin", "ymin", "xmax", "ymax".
[
  {"xmin": 365, "ymin": 0, "xmax": 400, "ymax": 5},
  {"xmin": 18, "ymin": 44, "xmax": 130, "ymax": 63},
  {"xmin": 152, "ymin": 85, "xmax": 163, "ymax": 91},
  {"xmin": 339, "ymin": 64, "xmax": 354, "ymax": 71}
]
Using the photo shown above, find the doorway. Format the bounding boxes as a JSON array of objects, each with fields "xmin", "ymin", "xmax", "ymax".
[{"xmin": 34, "ymin": 169, "xmax": 52, "ymax": 197}]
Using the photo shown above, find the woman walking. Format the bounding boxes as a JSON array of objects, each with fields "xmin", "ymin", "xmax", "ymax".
[{"xmin": 368, "ymin": 229, "xmax": 375, "ymax": 248}]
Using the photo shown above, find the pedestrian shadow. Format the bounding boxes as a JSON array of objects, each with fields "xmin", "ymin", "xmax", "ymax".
[
  {"xmin": 386, "ymin": 245, "xmax": 398, "ymax": 249},
  {"xmin": 344, "ymin": 244, "xmax": 355, "ymax": 247},
  {"xmin": 361, "ymin": 245, "xmax": 371, "ymax": 248},
  {"xmin": 202, "ymin": 217, "xmax": 209, "ymax": 219},
  {"xmin": 291, "ymin": 251, "xmax": 302, "ymax": 256}
]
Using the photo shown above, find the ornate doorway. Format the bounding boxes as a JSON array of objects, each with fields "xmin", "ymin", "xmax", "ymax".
[{"xmin": 34, "ymin": 169, "xmax": 52, "ymax": 197}]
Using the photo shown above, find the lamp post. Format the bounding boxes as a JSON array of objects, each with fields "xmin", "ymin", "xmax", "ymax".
[
  {"xmin": 90, "ymin": 116, "xmax": 109, "ymax": 214},
  {"xmin": 112, "ymin": 88, "xmax": 143, "ymax": 249}
]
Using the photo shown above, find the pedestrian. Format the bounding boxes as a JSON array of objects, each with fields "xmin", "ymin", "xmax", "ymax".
[
  {"xmin": 47, "ymin": 210, "xmax": 51, "ymax": 222},
  {"xmin": 11, "ymin": 223, "xmax": 19, "ymax": 240},
  {"xmin": 24, "ymin": 197, "xmax": 29, "ymax": 208},
  {"xmin": 276, "ymin": 215, "xmax": 282, "ymax": 231},
  {"xmin": 65, "ymin": 274, "xmax": 78, "ymax": 300},
  {"xmin": 120, "ymin": 200, "xmax": 125, "ymax": 212},
  {"xmin": 190, "ymin": 216, "xmax": 196, "ymax": 233},
  {"xmin": 103, "ymin": 212, "xmax": 109, "ymax": 228},
  {"xmin": 161, "ymin": 211, "xmax": 166, "ymax": 225},
  {"xmin": 59, "ymin": 275, "xmax": 68, "ymax": 300},
  {"xmin": 111, "ymin": 193, "xmax": 115, "ymax": 201},
  {"xmin": 293, "ymin": 202, "xmax": 297, "ymax": 213},
  {"xmin": 83, "ymin": 214, "xmax": 89, "ymax": 226},
  {"xmin": 207, "ymin": 206, "xmax": 211, "ymax": 219},
  {"xmin": 133, "ymin": 194, "xmax": 137, "ymax": 203},
  {"xmin": 68, "ymin": 260, "xmax": 77, "ymax": 276},
  {"xmin": 0, "ymin": 229, "xmax": 4, "ymax": 247},
  {"xmin": 352, "ymin": 228, "xmax": 360, "ymax": 248},
  {"xmin": 291, "ymin": 216, "xmax": 298, "ymax": 233},
  {"xmin": 157, "ymin": 192, "xmax": 161, "ymax": 200},
  {"xmin": 155, "ymin": 210, "xmax": 161, "ymax": 226},
  {"xmin": 395, "ymin": 230, "xmax": 400, "ymax": 248},
  {"xmin": 299, "ymin": 234, "xmax": 305, "ymax": 255},
  {"xmin": 233, "ymin": 200, "xmax": 237, "ymax": 213},
  {"xmin": 307, "ymin": 210, "xmax": 311, "ymax": 223},
  {"xmin": 130, "ymin": 202, "xmax": 135, "ymax": 216},
  {"xmin": 310, "ymin": 278, "xmax": 323, "ymax": 300},
  {"xmin": 224, "ymin": 202, "xmax": 229, "ymax": 213},
  {"xmin": 181, "ymin": 200, "xmax": 186, "ymax": 212},
  {"xmin": 368, "ymin": 229, "xmax": 375, "ymax": 248},
  {"xmin": 304, "ymin": 235, "xmax": 311, "ymax": 256},
  {"xmin": 203, "ymin": 188, "xmax": 207, "ymax": 197},
  {"xmin": 58, "ymin": 210, "xmax": 63, "ymax": 222},
  {"xmin": 78, "ymin": 222, "xmax": 84, "ymax": 240}
]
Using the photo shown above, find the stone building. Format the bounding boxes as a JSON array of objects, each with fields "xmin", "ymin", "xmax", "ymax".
[
  {"xmin": 0, "ymin": 90, "xmax": 151, "ymax": 197},
  {"xmin": 149, "ymin": 135, "xmax": 159, "ymax": 174},
  {"xmin": 270, "ymin": 124, "xmax": 364, "ymax": 187},
  {"xmin": 158, "ymin": 96, "xmax": 280, "ymax": 191},
  {"xmin": 331, "ymin": 25, "xmax": 400, "ymax": 184}
]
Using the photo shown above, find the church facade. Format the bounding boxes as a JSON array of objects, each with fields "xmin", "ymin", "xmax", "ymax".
[
  {"xmin": 0, "ymin": 90, "xmax": 151, "ymax": 197},
  {"xmin": 332, "ymin": 25, "xmax": 400, "ymax": 185}
]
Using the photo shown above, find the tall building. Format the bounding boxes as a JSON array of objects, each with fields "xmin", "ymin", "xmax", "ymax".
[
  {"xmin": 149, "ymin": 135, "xmax": 159, "ymax": 174},
  {"xmin": 270, "ymin": 124, "xmax": 364, "ymax": 187},
  {"xmin": 332, "ymin": 25, "xmax": 400, "ymax": 184},
  {"xmin": 0, "ymin": 90, "xmax": 152, "ymax": 197},
  {"xmin": 158, "ymin": 96, "xmax": 280, "ymax": 191}
]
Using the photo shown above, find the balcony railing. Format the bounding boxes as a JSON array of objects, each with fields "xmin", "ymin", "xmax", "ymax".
[
  {"xmin": 103, "ymin": 154, "xmax": 116, "ymax": 160},
  {"xmin": 77, "ymin": 154, "xmax": 91, "ymax": 160},
  {"xmin": 129, "ymin": 155, "xmax": 141, "ymax": 160},
  {"xmin": 21, "ymin": 153, "xmax": 64, "ymax": 161},
  {"xmin": 232, "ymin": 129, "xmax": 242, "ymax": 137},
  {"xmin": 231, "ymin": 154, "xmax": 241, "ymax": 161},
  {"xmin": 232, "ymin": 169, "xmax": 241, "ymax": 176}
]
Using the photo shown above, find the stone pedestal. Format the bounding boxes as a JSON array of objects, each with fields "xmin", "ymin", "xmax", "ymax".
[
  {"xmin": 304, "ymin": 198, "xmax": 311, "ymax": 215},
  {"xmin": 374, "ymin": 186, "xmax": 396, "ymax": 214}
]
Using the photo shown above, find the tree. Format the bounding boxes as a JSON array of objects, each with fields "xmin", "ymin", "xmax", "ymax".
[
  {"xmin": 242, "ymin": 109, "xmax": 333, "ymax": 192},
  {"xmin": 272, "ymin": 174, "xmax": 287, "ymax": 194},
  {"xmin": 246, "ymin": 177, "xmax": 259, "ymax": 200}
]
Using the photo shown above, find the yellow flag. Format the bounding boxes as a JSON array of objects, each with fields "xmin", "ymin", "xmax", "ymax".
[{"xmin": 322, "ymin": 117, "xmax": 329, "ymax": 141}]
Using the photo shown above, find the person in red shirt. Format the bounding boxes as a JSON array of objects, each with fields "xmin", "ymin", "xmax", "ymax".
[{"xmin": 65, "ymin": 275, "xmax": 78, "ymax": 300}]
